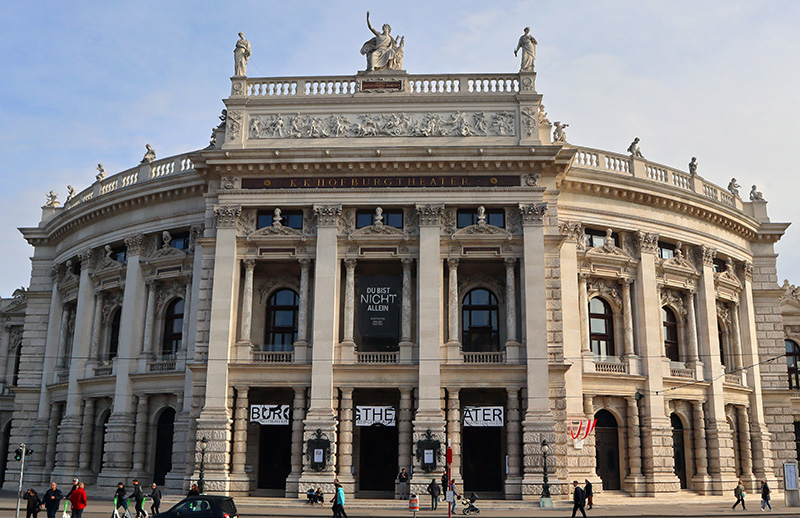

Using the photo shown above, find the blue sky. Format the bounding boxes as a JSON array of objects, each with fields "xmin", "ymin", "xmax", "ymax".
[{"xmin": 1, "ymin": 1, "xmax": 799, "ymax": 296}]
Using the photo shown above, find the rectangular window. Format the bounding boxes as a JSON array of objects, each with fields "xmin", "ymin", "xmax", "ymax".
[
  {"xmin": 712, "ymin": 258, "xmax": 727, "ymax": 273},
  {"xmin": 257, "ymin": 210, "xmax": 304, "ymax": 230},
  {"xmin": 112, "ymin": 247, "xmax": 127, "ymax": 263},
  {"xmin": 170, "ymin": 232, "xmax": 190, "ymax": 250},
  {"xmin": 658, "ymin": 242, "xmax": 675, "ymax": 260},
  {"xmin": 584, "ymin": 228, "xmax": 617, "ymax": 249},
  {"xmin": 456, "ymin": 208, "xmax": 505, "ymax": 228},
  {"xmin": 355, "ymin": 209, "xmax": 403, "ymax": 229}
]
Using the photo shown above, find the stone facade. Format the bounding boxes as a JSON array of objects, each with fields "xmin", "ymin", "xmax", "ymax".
[{"xmin": 0, "ymin": 48, "xmax": 797, "ymax": 500}]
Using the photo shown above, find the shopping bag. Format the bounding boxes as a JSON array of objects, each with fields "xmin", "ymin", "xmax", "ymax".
[{"xmin": 61, "ymin": 501, "xmax": 71, "ymax": 518}]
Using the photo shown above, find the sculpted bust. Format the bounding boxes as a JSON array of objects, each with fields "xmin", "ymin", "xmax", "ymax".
[
  {"xmin": 360, "ymin": 11, "xmax": 404, "ymax": 71},
  {"xmin": 514, "ymin": 27, "xmax": 537, "ymax": 71}
]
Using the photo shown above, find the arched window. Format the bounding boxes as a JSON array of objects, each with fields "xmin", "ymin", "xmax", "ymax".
[
  {"xmin": 589, "ymin": 298, "xmax": 615, "ymax": 357},
  {"xmin": 108, "ymin": 308, "xmax": 121, "ymax": 360},
  {"xmin": 663, "ymin": 307, "xmax": 679, "ymax": 362},
  {"xmin": 786, "ymin": 340, "xmax": 800, "ymax": 389},
  {"xmin": 265, "ymin": 289, "xmax": 299, "ymax": 352},
  {"xmin": 161, "ymin": 299, "xmax": 184, "ymax": 357},
  {"xmin": 462, "ymin": 288, "xmax": 499, "ymax": 352}
]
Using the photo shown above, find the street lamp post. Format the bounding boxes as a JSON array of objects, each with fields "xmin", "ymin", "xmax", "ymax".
[
  {"xmin": 198, "ymin": 436, "xmax": 208, "ymax": 494},
  {"xmin": 541, "ymin": 439, "xmax": 551, "ymax": 498}
]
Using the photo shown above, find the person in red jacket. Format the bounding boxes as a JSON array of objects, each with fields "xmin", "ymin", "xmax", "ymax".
[{"xmin": 68, "ymin": 482, "xmax": 87, "ymax": 518}]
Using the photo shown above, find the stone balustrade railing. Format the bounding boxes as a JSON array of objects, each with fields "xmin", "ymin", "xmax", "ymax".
[
  {"xmin": 462, "ymin": 350, "xmax": 506, "ymax": 364},
  {"xmin": 239, "ymin": 73, "xmax": 521, "ymax": 98},
  {"xmin": 63, "ymin": 153, "xmax": 196, "ymax": 211},
  {"xmin": 570, "ymin": 146, "xmax": 745, "ymax": 212},
  {"xmin": 252, "ymin": 350, "xmax": 295, "ymax": 363},
  {"xmin": 356, "ymin": 351, "xmax": 399, "ymax": 364},
  {"xmin": 594, "ymin": 359, "xmax": 628, "ymax": 374}
]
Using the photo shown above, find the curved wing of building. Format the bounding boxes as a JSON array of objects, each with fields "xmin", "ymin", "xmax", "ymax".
[{"xmin": 0, "ymin": 33, "xmax": 796, "ymax": 500}]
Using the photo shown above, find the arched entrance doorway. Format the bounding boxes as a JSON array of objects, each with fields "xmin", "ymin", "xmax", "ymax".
[
  {"xmin": 671, "ymin": 413, "xmax": 688, "ymax": 489},
  {"xmin": 0, "ymin": 421, "xmax": 10, "ymax": 485},
  {"xmin": 153, "ymin": 408, "xmax": 175, "ymax": 485},
  {"xmin": 594, "ymin": 409, "xmax": 621, "ymax": 490}
]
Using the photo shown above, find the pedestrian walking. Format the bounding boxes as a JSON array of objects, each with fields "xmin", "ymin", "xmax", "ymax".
[
  {"xmin": 584, "ymin": 479, "xmax": 593, "ymax": 510},
  {"xmin": 114, "ymin": 482, "xmax": 128, "ymax": 512},
  {"xmin": 331, "ymin": 480, "xmax": 347, "ymax": 518},
  {"xmin": 440, "ymin": 471, "xmax": 448, "ymax": 502},
  {"xmin": 69, "ymin": 482, "xmax": 87, "ymax": 518},
  {"xmin": 448, "ymin": 479, "xmax": 461, "ymax": 514},
  {"xmin": 43, "ymin": 482, "xmax": 63, "ymax": 518},
  {"xmin": 427, "ymin": 478, "xmax": 440, "ymax": 510},
  {"xmin": 571, "ymin": 480, "xmax": 587, "ymax": 518},
  {"xmin": 761, "ymin": 480, "xmax": 772, "ymax": 511},
  {"xmin": 397, "ymin": 468, "xmax": 410, "ymax": 499},
  {"xmin": 22, "ymin": 488, "xmax": 41, "ymax": 518},
  {"xmin": 65, "ymin": 479, "xmax": 79, "ymax": 500},
  {"xmin": 732, "ymin": 479, "xmax": 747, "ymax": 510},
  {"xmin": 149, "ymin": 483, "xmax": 162, "ymax": 515},
  {"xmin": 131, "ymin": 479, "xmax": 145, "ymax": 518}
]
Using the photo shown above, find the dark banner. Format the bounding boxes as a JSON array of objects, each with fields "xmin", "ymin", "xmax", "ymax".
[
  {"xmin": 241, "ymin": 175, "xmax": 519, "ymax": 189},
  {"xmin": 358, "ymin": 275, "xmax": 401, "ymax": 340}
]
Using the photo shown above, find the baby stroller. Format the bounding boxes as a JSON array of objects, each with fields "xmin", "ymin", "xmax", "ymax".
[{"xmin": 461, "ymin": 492, "xmax": 480, "ymax": 515}]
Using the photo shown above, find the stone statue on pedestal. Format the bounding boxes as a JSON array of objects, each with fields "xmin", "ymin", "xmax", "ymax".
[
  {"xmin": 96, "ymin": 163, "xmax": 106, "ymax": 181},
  {"xmin": 553, "ymin": 121, "xmax": 568, "ymax": 143},
  {"xmin": 141, "ymin": 144, "xmax": 156, "ymax": 163},
  {"xmin": 514, "ymin": 27, "xmax": 537, "ymax": 71},
  {"xmin": 45, "ymin": 191, "xmax": 59, "ymax": 207},
  {"xmin": 749, "ymin": 185, "xmax": 765, "ymax": 202},
  {"xmin": 727, "ymin": 178, "xmax": 741, "ymax": 198},
  {"xmin": 234, "ymin": 32, "xmax": 251, "ymax": 77},
  {"xmin": 688, "ymin": 157, "xmax": 697, "ymax": 176},
  {"xmin": 628, "ymin": 137, "xmax": 644, "ymax": 158},
  {"xmin": 66, "ymin": 185, "xmax": 76, "ymax": 202},
  {"xmin": 360, "ymin": 11, "xmax": 404, "ymax": 71}
]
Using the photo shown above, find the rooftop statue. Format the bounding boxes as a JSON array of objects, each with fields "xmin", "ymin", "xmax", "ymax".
[
  {"xmin": 141, "ymin": 144, "xmax": 156, "ymax": 163},
  {"xmin": 96, "ymin": 163, "xmax": 106, "ymax": 181},
  {"xmin": 749, "ymin": 185, "xmax": 765, "ymax": 202},
  {"xmin": 688, "ymin": 157, "xmax": 697, "ymax": 176},
  {"xmin": 514, "ymin": 27, "xmax": 537, "ymax": 72},
  {"xmin": 553, "ymin": 121, "xmax": 568, "ymax": 143},
  {"xmin": 627, "ymin": 137, "xmax": 644, "ymax": 158},
  {"xmin": 538, "ymin": 104, "xmax": 551, "ymax": 125},
  {"xmin": 728, "ymin": 178, "xmax": 741, "ymax": 198},
  {"xmin": 360, "ymin": 11, "xmax": 404, "ymax": 72},
  {"xmin": 234, "ymin": 32, "xmax": 251, "ymax": 77},
  {"xmin": 45, "ymin": 191, "xmax": 59, "ymax": 208},
  {"xmin": 66, "ymin": 185, "xmax": 76, "ymax": 202}
]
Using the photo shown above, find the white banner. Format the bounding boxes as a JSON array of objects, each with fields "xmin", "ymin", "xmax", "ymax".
[
  {"xmin": 463, "ymin": 406, "xmax": 504, "ymax": 427},
  {"xmin": 250, "ymin": 404, "xmax": 290, "ymax": 425},
  {"xmin": 355, "ymin": 406, "xmax": 396, "ymax": 426}
]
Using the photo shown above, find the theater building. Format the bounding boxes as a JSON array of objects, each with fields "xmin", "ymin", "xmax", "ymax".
[{"xmin": 1, "ymin": 30, "xmax": 798, "ymax": 499}]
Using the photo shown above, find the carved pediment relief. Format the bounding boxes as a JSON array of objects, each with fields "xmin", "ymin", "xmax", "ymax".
[
  {"xmin": 659, "ymin": 287, "xmax": 688, "ymax": 316},
  {"xmin": 780, "ymin": 280, "xmax": 800, "ymax": 310},
  {"xmin": 586, "ymin": 277, "xmax": 622, "ymax": 307},
  {"xmin": 349, "ymin": 223, "xmax": 409, "ymax": 241},
  {"xmin": 451, "ymin": 221, "xmax": 511, "ymax": 241},
  {"xmin": 714, "ymin": 258, "xmax": 742, "ymax": 291},
  {"xmin": 248, "ymin": 224, "xmax": 306, "ymax": 241}
]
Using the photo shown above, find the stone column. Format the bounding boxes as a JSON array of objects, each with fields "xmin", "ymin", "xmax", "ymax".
[
  {"xmin": 45, "ymin": 403, "xmax": 61, "ymax": 474},
  {"xmin": 88, "ymin": 291, "xmax": 103, "ymax": 367},
  {"xmin": 342, "ymin": 258, "xmax": 357, "ymax": 347},
  {"xmin": 730, "ymin": 302, "xmax": 743, "ymax": 373},
  {"xmin": 446, "ymin": 388, "xmax": 461, "ymax": 481},
  {"xmin": 398, "ymin": 388, "xmax": 413, "ymax": 479},
  {"xmin": 685, "ymin": 290, "xmax": 700, "ymax": 367},
  {"xmin": 737, "ymin": 406, "xmax": 755, "ymax": 489},
  {"xmin": 55, "ymin": 305, "xmax": 71, "ymax": 368},
  {"xmin": 399, "ymin": 259, "xmax": 413, "ymax": 362},
  {"xmin": 132, "ymin": 394, "xmax": 149, "ymax": 473},
  {"xmin": 691, "ymin": 400, "xmax": 710, "ymax": 492},
  {"xmin": 338, "ymin": 388, "xmax": 356, "ymax": 492},
  {"xmin": 621, "ymin": 278, "xmax": 635, "ymax": 358},
  {"xmin": 239, "ymin": 259, "xmax": 256, "ymax": 345},
  {"xmin": 578, "ymin": 274, "xmax": 590, "ymax": 353},
  {"xmin": 231, "ymin": 387, "xmax": 249, "ymax": 474},
  {"xmin": 447, "ymin": 258, "xmax": 460, "ymax": 346},
  {"xmin": 504, "ymin": 258, "xmax": 520, "ymax": 362},
  {"xmin": 141, "ymin": 281, "xmax": 156, "ymax": 358},
  {"xmin": 286, "ymin": 387, "xmax": 307, "ymax": 497},
  {"xmin": 78, "ymin": 398, "xmax": 95, "ymax": 472},
  {"xmin": 296, "ymin": 259, "xmax": 311, "ymax": 346},
  {"xmin": 505, "ymin": 387, "xmax": 522, "ymax": 499},
  {"xmin": 624, "ymin": 396, "xmax": 645, "ymax": 494}
]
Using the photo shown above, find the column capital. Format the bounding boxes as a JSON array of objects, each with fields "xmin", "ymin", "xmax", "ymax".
[
  {"xmin": 78, "ymin": 248, "xmax": 94, "ymax": 269},
  {"xmin": 742, "ymin": 260, "xmax": 754, "ymax": 280},
  {"xmin": 124, "ymin": 234, "xmax": 146, "ymax": 255},
  {"xmin": 344, "ymin": 258, "xmax": 357, "ymax": 270},
  {"xmin": 621, "ymin": 277, "xmax": 634, "ymax": 286},
  {"xmin": 637, "ymin": 231, "xmax": 659, "ymax": 254},
  {"xmin": 504, "ymin": 257, "xmax": 517, "ymax": 267},
  {"xmin": 236, "ymin": 385, "xmax": 249, "ymax": 397},
  {"xmin": 340, "ymin": 387, "xmax": 354, "ymax": 398},
  {"xmin": 214, "ymin": 205, "xmax": 242, "ymax": 228},
  {"xmin": 243, "ymin": 258, "xmax": 256, "ymax": 271},
  {"xmin": 313, "ymin": 204, "xmax": 342, "ymax": 227},
  {"xmin": 415, "ymin": 203, "xmax": 445, "ymax": 226},
  {"xmin": 518, "ymin": 202, "xmax": 547, "ymax": 225},
  {"xmin": 299, "ymin": 257, "xmax": 312, "ymax": 267},
  {"xmin": 447, "ymin": 257, "xmax": 460, "ymax": 270},
  {"xmin": 558, "ymin": 220, "xmax": 583, "ymax": 246},
  {"xmin": 700, "ymin": 245, "xmax": 717, "ymax": 267},
  {"xmin": 401, "ymin": 257, "xmax": 413, "ymax": 267}
]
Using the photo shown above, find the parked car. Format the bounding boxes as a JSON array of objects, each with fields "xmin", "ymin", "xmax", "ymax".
[{"xmin": 153, "ymin": 495, "xmax": 239, "ymax": 518}]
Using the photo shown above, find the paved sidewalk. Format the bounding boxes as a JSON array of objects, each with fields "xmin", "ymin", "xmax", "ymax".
[{"xmin": 0, "ymin": 489, "xmax": 795, "ymax": 517}]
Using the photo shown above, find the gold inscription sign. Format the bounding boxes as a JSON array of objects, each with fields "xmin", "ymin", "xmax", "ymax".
[
  {"xmin": 241, "ymin": 175, "xmax": 518, "ymax": 189},
  {"xmin": 361, "ymin": 80, "xmax": 403, "ymax": 91}
]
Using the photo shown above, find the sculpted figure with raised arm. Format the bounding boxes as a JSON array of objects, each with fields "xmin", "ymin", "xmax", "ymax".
[
  {"xmin": 234, "ymin": 32, "xmax": 251, "ymax": 77},
  {"xmin": 514, "ymin": 27, "xmax": 537, "ymax": 71},
  {"xmin": 360, "ymin": 11, "xmax": 403, "ymax": 71}
]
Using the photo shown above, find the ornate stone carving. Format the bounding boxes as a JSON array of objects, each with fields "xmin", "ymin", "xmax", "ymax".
[
  {"xmin": 247, "ymin": 111, "xmax": 516, "ymax": 139},
  {"xmin": 661, "ymin": 241, "xmax": 695, "ymax": 270},
  {"xmin": 314, "ymin": 204, "xmax": 342, "ymax": 228},
  {"xmin": 141, "ymin": 144, "xmax": 156, "ymax": 164},
  {"xmin": 45, "ymin": 191, "xmax": 59, "ymax": 208},
  {"xmin": 522, "ymin": 173, "xmax": 539, "ymax": 187},
  {"xmin": 518, "ymin": 203, "xmax": 547, "ymax": 225},
  {"xmin": 586, "ymin": 229, "xmax": 627, "ymax": 257},
  {"xmin": 627, "ymin": 137, "xmax": 643, "ymax": 158},
  {"xmin": 458, "ymin": 274, "xmax": 505, "ymax": 303},
  {"xmin": 214, "ymin": 205, "xmax": 242, "ymax": 229},
  {"xmin": 749, "ymin": 185, "xmax": 765, "ymax": 202},
  {"xmin": 101, "ymin": 290, "xmax": 125, "ymax": 324},
  {"xmin": 349, "ymin": 207, "xmax": 408, "ymax": 240},
  {"xmin": 727, "ymin": 178, "xmax": 741, "ymax": 198},
  {"xmin": 361, "ymin": 11, "xmax": 404, "ymax": 72},
  {"xmin": 660, "ymin": 287, "xmax": 687, "ymax": 316},
  {"xmin": 742, "ymin": 261, "xmax": 754, "ymax": 281},
  {"xmin": 553, "ymin": 121, "xmax": 568, "ymax": 143},
  {"xmin": 700, "ymin": 245, "xmax": 717, "ymax": 267},
  {"xmin": 520, "ymin": 106, "xmax": 538, "ymax": 137},
  {"xmin": 79, "ymin": 248, "xmax": 94, "ymax": 269},
  {"xmin": 226, "ymin": 110, "xmax": 243, "ymax": 142},
  {"xmin": 505, "ymin": 208, "xmax": 521, "ymax": 234},
  {"xmin": 149, "ymin": 231, "xmax": 186, "ymax": 259},
  {"xmin": 257, "ymin": 274, "xmax": 300, "ymax": 304},
  {"xmin": 238, "ymin": 209, "xmax": 257, "ymax": 235},
  {"xmin": 248, "ymin": 208, "xmax": 305, "ymax": 240},
  {"xmin": 716, "ymin": 301, "xmax": 731, "ymax": 325},
  {"xmin": 234, "ymin": 32, "xmax": 251, "ymax": 77},
  {"xmin": 415, "ymin": 204, "xmax": 445, "ymax": 226},
  {"xmin": 124, "ymin": 234, "xmax": 145, "ymax": 255},
  {"xmin": 220, "ymin": 176, "xmax": 237, "ymax": 190},
  {"xmin": 403, "ymin": 208, "xmax": 418, "ymax": 235},
  {"xmin": 586, "ymin": 278, "xmax": 622, "ymax": 307},
  {"xmin": 339, "ymin": 209, "xmax": 355, "ymax": 236},
  {"xmin": 451, "ymin": 206, "xmax": 511, "ymax": 240},
  {"xmin": 538, "ymin": 104, "xmax": 551, "ymax": 125},
  {"xmin": 514, "ymin": 27, "xmax": 537, "ymax": 71},
  {"xmin": 637, "ymin": 231, "xmax": 659, "ymax": 255},
  {"xmin": 558, "ymin": 221, "xmax": 583, "ymax": 247},
  {"xmin": 715, "ymin": 257, "xmax": 742, "ymax": 287},
  {"xmin": 65, "ymin": 185, "xmax": 76, "ymax": 202},
  {"xmin": 156, "ymin": 279, "xmax": 187, "ymax": 311},
  {"xmin": 441, "ymin": 209, "xmax": 455, "ymax": 234},
  {"xmin": 189, "ymin": 224, "xmax": 205, "ymax": 251}
]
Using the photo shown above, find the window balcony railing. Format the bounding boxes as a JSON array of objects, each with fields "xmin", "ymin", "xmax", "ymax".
[
  {"xmin": 669, "ymin": 366, "xmax": 695, "ymax": 379},
  {"xmin": 725, "ymin": 372, "xmax": 742, "ymax": 385},
  {"xmin": 593, "ymin": 359, "xmax": 628, "ymax": 374},
  {"xmin": 93, "ymin": 365, "xmax": 113, "ymax": 377},
  {"xmin": 252, "ymin": 350, "xmax": 294, "ymax": 363},
  {"xmin": 356, "ymin": 351, "xmax": 399, "ymax": 364},
  {"xmin": 149, "ymin": 359, "xmax": 177, "ymax": 372},
  {"xmin": 461, "ymin": 350, "xmax": 506, "ymax": 364}
]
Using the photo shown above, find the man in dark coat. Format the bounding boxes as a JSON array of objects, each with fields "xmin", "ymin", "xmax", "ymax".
[
  {"xmin": 65, "ymin": 479, "xmax": 79, "ymax": 500},
  {"xmin": 149, "ymin": 483, "xmax": 162, "ymax": 515},
  {"xmin": 114, "ymin": 482, "xmax": 127, "ymax": 512},
  {"xmin": 43, "ymin": 482, "xmax": 63, "ymax": 518},
  {"xmin": 22, "ymin": 488, "xmax": 41, "ymax": 518},
  {"xmin": 131, "ymin": 479, "xmax": 145, "ymax": 518},
  {"xmin": 571, "ymin": 480, "xmax": 586, "ymax": 518},
  {"xmin": 584, "ymin": 479, "xmax": 593, "ymax": 510},
  {"xmin": 397, "ymin": 468, "xmax": 410, "ymax": 499},
  {"xmin": 427, "ymin": 478, "xmax": 441, "ymax": 510}
]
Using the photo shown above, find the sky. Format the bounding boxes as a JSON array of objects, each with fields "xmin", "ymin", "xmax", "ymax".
[{"xmin": 1, "ymin": 1, "xmax": 799, "ymax": 297}]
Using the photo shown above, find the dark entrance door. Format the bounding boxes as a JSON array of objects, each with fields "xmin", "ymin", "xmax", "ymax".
[
  {"xmin": 258, "ymin": 422, "xmax": 292, "ymax": 490},
  {"xmin": 153, "ymin": 408, "xmax": 175, "ymax": 485},
  {"xmin": 671, "ymin": 413, "xmax": 688, "ymax": 489},
  {"xmin": 462, "ymin": 426, "xmax": 503, "ymax": 492},
  {"xmin": 358, "ymin": 424, "xmax": 398, "ymax": 492},
  {"xmin": 594, "ymin": 410, "xmax": 621, "ymax": 490},
  {"xmin": 0, "ymin": 422, "xmax": 9, "ymax": 484}
]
